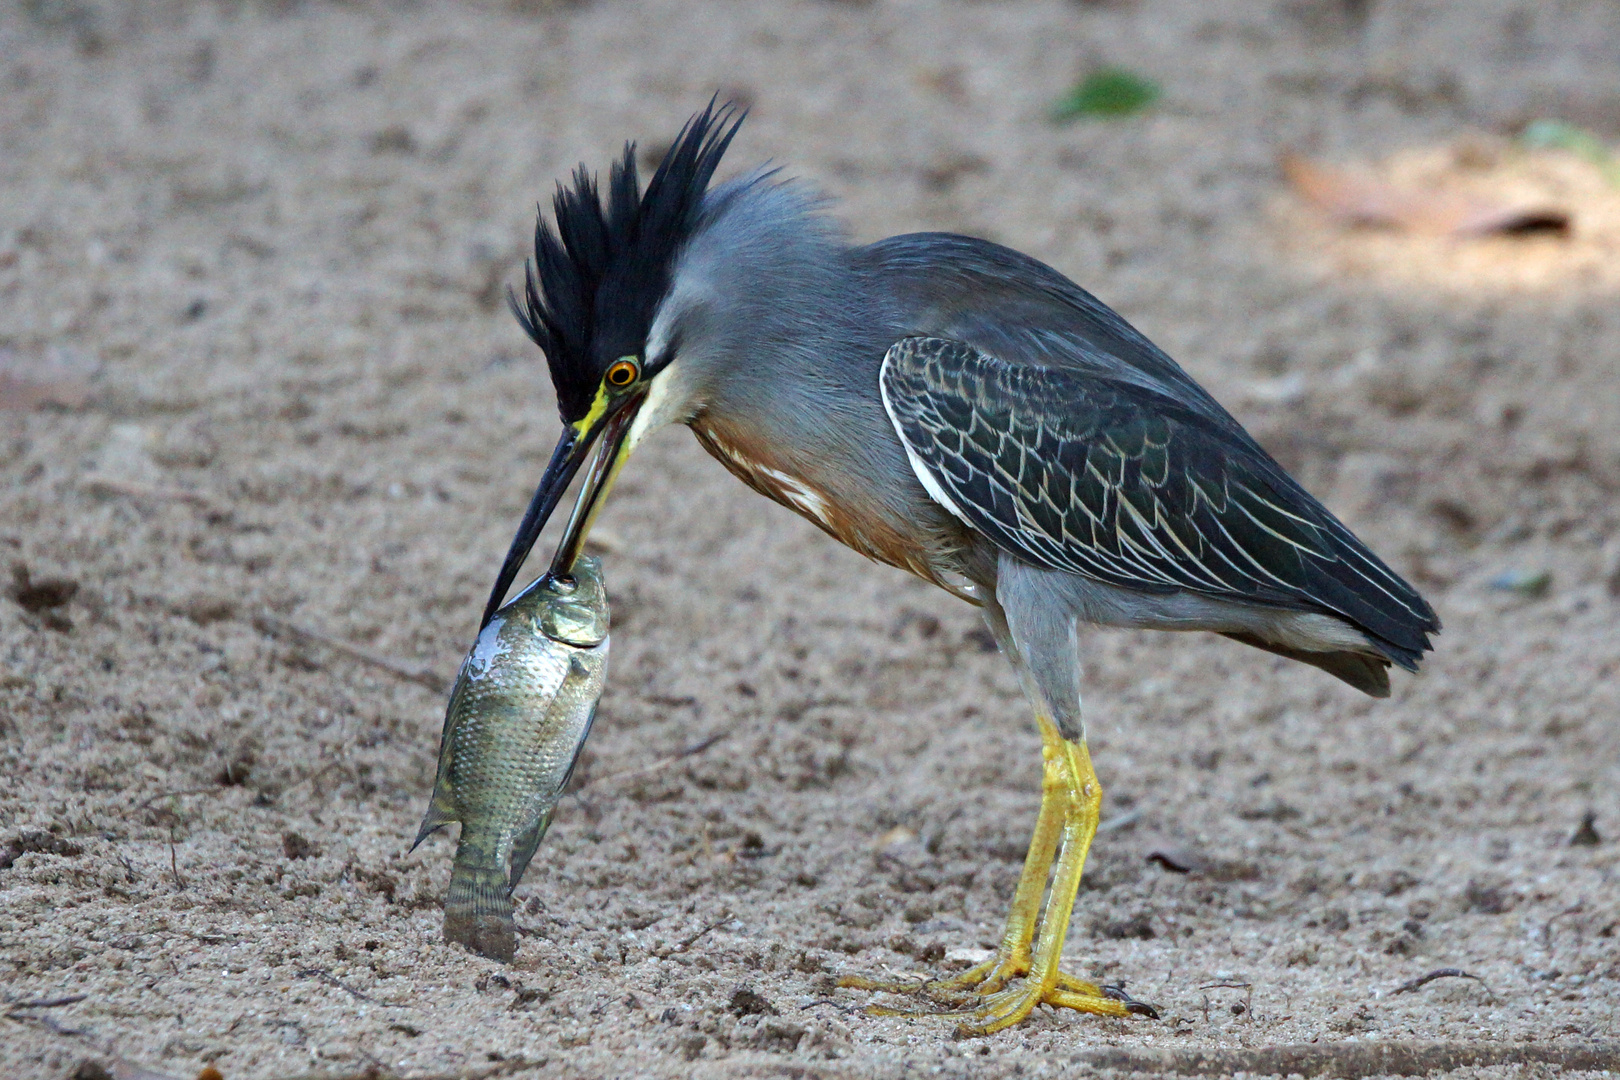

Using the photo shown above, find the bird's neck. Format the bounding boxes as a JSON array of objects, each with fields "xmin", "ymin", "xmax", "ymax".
[{"xmin": 681, "ymin": 200, "xmax": 895, "ymax": 419}]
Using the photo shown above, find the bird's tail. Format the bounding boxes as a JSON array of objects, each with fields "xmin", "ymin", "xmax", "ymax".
[{"xmin": 443, "ymin": 846, "xmax": 515, "ymax": 963}]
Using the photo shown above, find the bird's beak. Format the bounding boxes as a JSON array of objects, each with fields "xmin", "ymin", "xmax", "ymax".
[{"xmin": 480, "ymin": 392, "xmax": 644, "ymax": 628}]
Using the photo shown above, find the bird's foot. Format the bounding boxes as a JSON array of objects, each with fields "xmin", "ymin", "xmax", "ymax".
[
  {"xmin": 945, "ymin": 976, "xmax": 1156, "ymax": 1038},
  {"xmin": 840, "ymin": 956, "xmax": 1158, "ymax": 1034},
  {"xmin": 836, "ymin": 948, "xmax": 1031, "ymax": 1002},
  {"xmin": 840, "ymin": 730, "xmax": 1159, "ymax": 1034}
]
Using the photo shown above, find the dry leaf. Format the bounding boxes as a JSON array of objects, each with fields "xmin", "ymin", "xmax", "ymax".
[{"xmin": 1283, "ymin": 154, "xmax": 1569, "ymax": 237}]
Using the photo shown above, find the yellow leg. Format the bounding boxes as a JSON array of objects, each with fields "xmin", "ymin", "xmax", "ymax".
[
  {"xmin": 939, "ymin": 728, "xmax": 1068, "ymax": 995},
  {"xmin": 839, "ymin": 718, "xmax": 1063, "ymax": 1000},
  {"xmin": 948, "ymin": 734, "xmax": 1132, "ymax": 1036},
  {"xmin": 839, "ymin": 717, "xmax": 1156, "ymax": 1032}
]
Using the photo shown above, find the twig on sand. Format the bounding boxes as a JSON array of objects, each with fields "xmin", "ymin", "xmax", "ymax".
[
  {"xmin": 167, "ymin": 824, "xmax": 185, "ymax": 892},
  {"xmin": 671, "ymin": 909, "xmax": 733, "ymax": 954},
  {"xmin": 80, "ymin": 477, "xmax": 219, "ymax": 511},
  {"xmin": 799, "ymin": 998, "xmax": 861, "ymax": 1014},
  {"xmin": 7, "ymin": 994, "xmax": 88, "ymax": 1009},
  {"xmin": 575, "ymin": 730, "xmax": 730, "ymax": 794},
  {"xmin": 1078, "ymin": 1040, "xmax": 1620, "ymax": 1077},
  {"xmin": 134, "ymin": 789, "xmax": 203, "ymax": 893},
  {"xmin": 253, "ymin": 612, "xmax": 445, "ymax": 692},
  {"xmin": 1544, "ymin": 903, "xmax": 1585, "ymax": 948},
  {"xmin": 1197, "ymin": 981, "xmax": 1252, "ymax": 1022},
  {"xmin": 297, "ymin": 967, "xmax": 385, "ymax": 1005},
  {"xmin": 277, "ymin": 1064, "xmax": 528, "ymax": 1080},
  {"xmin": 4, "ymin": 1008, "xmax": 92, "ymax": 1040},
  {"xmin": 1392, "ymin": 967, "xmax": 1493, "ymax": 999}
]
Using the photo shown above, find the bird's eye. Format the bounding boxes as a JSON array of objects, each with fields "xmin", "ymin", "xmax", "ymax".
[{"xmin": 606, "ymin": 358, "xmax": 640, "ymax": 387}]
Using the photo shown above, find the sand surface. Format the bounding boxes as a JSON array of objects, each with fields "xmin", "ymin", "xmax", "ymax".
[{"xmin": 3, "ymin": 2, "xmax": 1620, "ymax": 1077}]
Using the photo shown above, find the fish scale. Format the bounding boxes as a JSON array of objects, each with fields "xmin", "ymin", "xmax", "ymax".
[{"xmin": 412, "ymin": 556, "xmax": 609, "ymax": 962}]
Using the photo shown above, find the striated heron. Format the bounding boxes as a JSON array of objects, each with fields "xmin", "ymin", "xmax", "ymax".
[{"xmin": 479, "ymin": 103, "xmax": 1439, "ymax": 1036}]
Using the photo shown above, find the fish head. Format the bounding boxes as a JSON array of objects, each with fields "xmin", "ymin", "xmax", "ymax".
[{"xmin": 523, "ymin": 554, "xmax": 609, "ymax": 648}]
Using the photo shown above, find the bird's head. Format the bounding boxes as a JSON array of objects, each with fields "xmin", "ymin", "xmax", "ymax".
[{"xmin": 480, "ymin": 102, "xmax": 744, "ymax": 627}]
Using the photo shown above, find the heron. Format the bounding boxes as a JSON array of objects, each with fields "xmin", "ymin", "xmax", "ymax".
[{"xmin": 479, "ymin": 103, "xmax": 1439, "ymax": 1036}]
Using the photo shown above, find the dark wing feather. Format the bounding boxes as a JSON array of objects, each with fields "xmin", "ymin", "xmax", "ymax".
[{"xmin": 880, "ymin": 337, "xmax": 1439, "ymax": 666}]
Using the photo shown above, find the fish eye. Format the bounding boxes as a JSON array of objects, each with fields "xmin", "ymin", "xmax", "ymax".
[{"xmin": 605, "ymin": 358, "xmax": 640, "ymax": 388}]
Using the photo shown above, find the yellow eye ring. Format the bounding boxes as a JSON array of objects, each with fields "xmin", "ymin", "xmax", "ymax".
[{"xmin": 606, "ymin": 358, "xmax": 640, "ymax": 387}]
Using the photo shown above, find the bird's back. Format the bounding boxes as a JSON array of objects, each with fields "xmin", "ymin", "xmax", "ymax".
[
  {"xmin": 857, "ymin": 232, "xmax": 1439, "ymax": 670},
  {"xmin": 859, "ymin": 233, "xmax": 1238, "ymax": 428}
]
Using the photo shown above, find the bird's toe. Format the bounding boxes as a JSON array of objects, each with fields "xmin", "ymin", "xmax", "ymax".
[
  {"xmin": 837, "ymin": 949, "xmax": 1029, "ymax": 1006},
  {"xmin": 949, "ymin": 976, "xmax": 1145, "ymax": 1038}
]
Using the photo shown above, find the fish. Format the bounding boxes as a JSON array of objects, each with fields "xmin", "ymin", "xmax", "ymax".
[{"xmin": 412, "ymin": 555, "xmax": 609, "ymax": 962}]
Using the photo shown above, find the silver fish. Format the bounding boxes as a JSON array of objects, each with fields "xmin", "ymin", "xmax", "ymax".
[{"xmin": 412, "ymin": 556, "xmax": 609, "ymax": 962}]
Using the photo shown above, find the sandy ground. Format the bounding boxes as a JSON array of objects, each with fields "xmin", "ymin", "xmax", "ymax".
[{"xmin": 4, "ymin": 2, "xmax": 1620, "ymax": 1077}]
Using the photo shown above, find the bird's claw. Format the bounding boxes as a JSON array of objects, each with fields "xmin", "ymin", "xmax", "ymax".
[
  {"xmin": 1101, "ymin": 982, "xmax": 1161, "ymax": 1019},
  {"xmin": 949, "ymin": 977, "xmax": 1154, "ymax": 1037},
  {"xmin": 836, "ymin": 949, "xmax": 1029, "ymax": 1003},
  {"xmin": 841, "ymin": 959, "xmax": 1158, "ymax": 1036}
]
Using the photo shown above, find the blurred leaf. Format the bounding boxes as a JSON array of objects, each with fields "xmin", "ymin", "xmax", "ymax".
[
  {"xmin": 1487, "ymin": 568, "xmax": 1551, "ymax": 598},
  {"xmin": 1521, "ymin": 119, "xmax": 1620, "ymax": 186},
  {"xmin": 1283, "ymin": 154, "xmax": 1570, "ymax": 237},
  {"xmin": 1051, "ymin": 67, "xmax": 1160, "ymax": 122}
]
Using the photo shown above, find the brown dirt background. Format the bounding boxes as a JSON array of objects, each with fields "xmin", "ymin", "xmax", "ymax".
[{"xmin": 4, "ymin": 2, "xmax": 1620, "ymax": 1077}]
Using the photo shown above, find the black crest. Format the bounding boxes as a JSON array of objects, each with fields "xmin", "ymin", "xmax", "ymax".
[{"xmin": 510, "ymin": 100, "xmax": 745, "ymax": 423}]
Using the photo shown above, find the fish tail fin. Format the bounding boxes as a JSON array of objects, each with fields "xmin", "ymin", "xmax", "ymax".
[{"xmin": 443, "ymin": 850, "xmax": 515, "ymax": 963}]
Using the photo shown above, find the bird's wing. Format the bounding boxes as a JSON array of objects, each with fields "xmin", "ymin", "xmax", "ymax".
[
  {"xmin": 879, "ymin": 336, "xmax": 1438, "ymax": 662},
  {"xmin": 861, "ymin": 232, "xmax": 1241, "ymax": 428}
]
